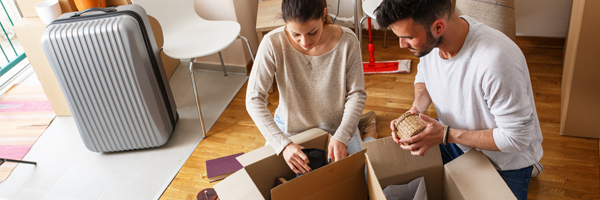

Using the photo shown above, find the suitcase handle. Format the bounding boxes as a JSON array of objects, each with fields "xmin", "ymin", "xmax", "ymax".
[{"xmin": 71, "ymin": 7, "xmax": 117, "ymax": 17}]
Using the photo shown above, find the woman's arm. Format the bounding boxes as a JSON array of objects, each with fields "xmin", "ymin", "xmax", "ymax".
[
  {"xmin": 245, "ymin": 36, "xmax": 293, "ymax": 155},
  {"xmin": 329, "ymin": 38, "xmax": 367, "ymax": 161},
  {"xmin": 245, "ymin": 34, "xmax": 312, "ymax": 174}
]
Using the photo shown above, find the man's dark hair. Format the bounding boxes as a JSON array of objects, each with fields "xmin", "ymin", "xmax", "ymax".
[
  {"xmin": 375, "ymin": 0, "xmax": 452, "ymax": 28},
  {"xmin": 281, "ymin": 0, "xmax": 330, "ymax": 24}
]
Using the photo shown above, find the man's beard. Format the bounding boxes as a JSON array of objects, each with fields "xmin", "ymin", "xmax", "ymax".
[{"xmin": 410, "ymin": 30, "xmax": 442, "ymax": 57}]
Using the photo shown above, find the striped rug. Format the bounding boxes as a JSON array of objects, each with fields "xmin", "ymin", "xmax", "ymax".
[{"xmin": 0, "ymin": 74, "xmax": 55, "ymax": 183}]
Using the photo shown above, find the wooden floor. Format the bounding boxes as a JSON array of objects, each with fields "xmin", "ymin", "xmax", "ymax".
[{"xmin": 159, "ymin": 33, "xmax": 600, "ymax": 200}]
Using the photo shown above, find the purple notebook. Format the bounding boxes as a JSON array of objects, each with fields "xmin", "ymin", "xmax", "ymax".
[{"xmin": 206, "ymin": 152, "xmax": 244, "ymax": 182}]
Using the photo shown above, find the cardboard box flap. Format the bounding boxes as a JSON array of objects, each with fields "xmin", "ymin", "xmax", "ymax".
[
  {"xmin": 243, "ymin": 151, "xmax": 294, "ymax": 200},
  {"xmin": 443, "ymin": 150, "xmax": 517, "ymax": 200},
  {"xmin": 237, "ymin": 146, "xmax": 275, "ymax": 167},
  {"xmin": 362, "ymin": 137, "xmax": 443, "ymax": 179},
  {"xmin": 236, "ymin": 128, "xmax": 329, "ymax": 166},
  {"xmin": 214, "ymin": 168, "xmax": 265, "ymax": 200},
  {"xmin": 288, "ymin": 128, "xmax": 329, "ymax": 149},
  {"xmin": 271, "ymin": 149, "xmax": 368, "ymax": 200},
  {"xmin": 226, "ymin": 128, "xmax": 330, "ymax": 200},
  {"xmin": 363, "ymin": 137, "xmax": 443, "ymax": 200},
  {"xmin": 366, "ymin": 154, "xmax": 386, "ymax": 200}
]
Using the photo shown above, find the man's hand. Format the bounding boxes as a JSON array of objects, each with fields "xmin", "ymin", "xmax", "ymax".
[
  {"xmin": 282, "ymin": 143, "xmax": 311, "ymax": 174},
  {"xmin": 390, "ymin": 118, "xmax": 401, "ymax": 143},
  {"xmin": 327, "ymin": 138, "xmax": 348, "ymax": 163},
  {"xmin": 398, "ymin": 113, "xmax": 444, "ymax": 156},
  {"xmin": 408, "ymin": 105, "xmax": 421, "ymax": 115}
]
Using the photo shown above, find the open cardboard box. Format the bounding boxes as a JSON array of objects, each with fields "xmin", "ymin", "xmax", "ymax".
[
  {"xmin": 364, "ymin": 137, "xmax": 517, "ymax": 200},
  {"xmin": 215, "ymin": 129, "xmax": 516, "ymax": 200},
  {"xmin": 214, "ymin": 128, "xmax": 369, "ymax": 200}
]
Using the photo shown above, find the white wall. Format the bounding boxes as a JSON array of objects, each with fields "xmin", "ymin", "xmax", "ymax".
[
  {"xmin": 327, "ymin": 0, "xmax": 572, "ymax": 38},
  {"xmin": 515, "ymin": 0, "xmax": 571, "ymax": 37}
]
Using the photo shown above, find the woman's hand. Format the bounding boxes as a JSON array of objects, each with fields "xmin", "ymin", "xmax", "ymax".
[
  {"xmin": 327, "ymin": 138, "xmax": 348, "ymax": 163},
  {"xmin": 282, "ymin": 143, "xmax": 311, "ymax": 174}
]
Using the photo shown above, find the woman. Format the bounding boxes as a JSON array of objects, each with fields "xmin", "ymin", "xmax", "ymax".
[{"xmin": 246, "ymin": 0, "xmax": 377, "ymax": 175}]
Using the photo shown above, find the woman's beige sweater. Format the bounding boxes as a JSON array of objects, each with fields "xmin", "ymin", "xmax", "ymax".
[{"xmin": 246, "ymin": 26, "xmax": 366, "ymax": 155}]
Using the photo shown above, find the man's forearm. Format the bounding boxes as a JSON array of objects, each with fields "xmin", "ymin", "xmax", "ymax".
[
  {"xmin": 448, "ymin": 128, "xmax": 500, "ymax": 151},
  {"xmin": 413, "ymin": 83, "xmax": 499, "ymax": 151},
  {"xmin": 413, "ymin": 83, "xmax": 432, "ymax": 113}
]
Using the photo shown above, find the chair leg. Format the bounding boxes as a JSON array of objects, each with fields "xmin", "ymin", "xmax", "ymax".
[
  {"xmin": 358, "ymin": 16, "xmax": 368, "ymax": 47},
  {"xmin": 189, "ymin": 60, "xmax": 207, "ymax": 138},
  {"xmin": 238, "ymin": 35, "xmax": 255, "ymax": 62},
  {"xmin": 218, "ymin": 52, "xmax": 228, "ymax": 76},
  {"xmin": 238, "ymin": 35, "xmax": 269, "ymax": 103}
]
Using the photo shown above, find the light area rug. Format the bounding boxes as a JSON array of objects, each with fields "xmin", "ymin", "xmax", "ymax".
[
  {"xmin": 0, "ymin": 73, "xmax": 55, "ymax": 183},
  {"xmin": 0, "ymin": 63, "xmax": 248, "ymax": 200}
]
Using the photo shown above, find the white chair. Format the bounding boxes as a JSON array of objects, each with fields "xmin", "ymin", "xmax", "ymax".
[
  {"xmin": 132, "ymin": 0, "xmax": 255, "ymax": 138},
  {"xmin": 358, "ymin": 0, "xmax": 387, "ymax": 48}
]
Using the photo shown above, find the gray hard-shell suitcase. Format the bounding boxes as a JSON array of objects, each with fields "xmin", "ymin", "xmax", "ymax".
[{"xmin": 41, "ymin": 5, "xmax": 178, "ymax": 152}]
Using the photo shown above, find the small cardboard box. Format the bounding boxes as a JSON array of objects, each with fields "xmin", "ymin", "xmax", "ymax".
[
  {"xmin": 16, "ymin": 0, "xmax": 77, "ymax": 18},
  {"xmin": 214, "ymin": 128, "xmax": 369, "ymax": 200},
  {"xmin": 13, "ymin": 17, "xmax": 72, "ymax": 116},
  {"xmin": 364, "ymin": 137, "xmax": 517, "ymax": 200},
  {"xmin": 17, "ymin": 0, "xmax": 131, "ymax": 18}
]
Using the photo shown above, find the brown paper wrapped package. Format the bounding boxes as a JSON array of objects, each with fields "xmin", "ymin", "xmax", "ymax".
[{"xmin": 394, "ymin": 112, "xmax": 427, "ymax": 145}]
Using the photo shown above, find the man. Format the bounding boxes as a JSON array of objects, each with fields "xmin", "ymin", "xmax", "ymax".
[{"xmin": 374, "ymin": 0, "xmax": 543, "ymax": 199}]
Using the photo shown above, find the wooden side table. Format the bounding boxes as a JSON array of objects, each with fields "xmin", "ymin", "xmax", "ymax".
[
  {"xmin": 256, "ymin": 0, "xmax": 285, "ymax": 43},
  {"xmin": 256, "ymin": 0, "xmax": 284, "ymax": 96},
  {"xmin": 256, "ymin": 0, "xmax": 362, "ymax": 42}
]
